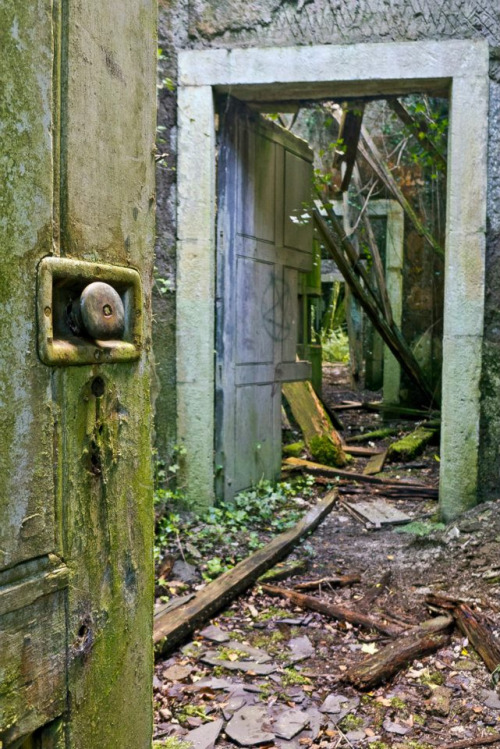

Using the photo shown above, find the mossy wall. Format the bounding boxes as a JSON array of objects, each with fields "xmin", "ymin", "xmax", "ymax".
[{"xmin": 155, "ymin": 0, "xmax": 500, "ymax": 503}]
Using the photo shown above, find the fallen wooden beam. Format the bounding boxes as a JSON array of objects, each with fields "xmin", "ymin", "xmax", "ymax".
[
  {"xmin": 261, "ymin": 584, "xmax": 402, "ymax": 637},
  {"xmin": 153, "ymin": 490, "xmax": 338, "ymax": 656},
  {"xmin": 283, "ymin": 456, "xmax": 438, "ymax": 494},
  {"xmin": 439, "ymin": 734, "xmax": 500, "ymax": 749},
  {"xmin": 294, "ymin": 573, "xmax": 361, "ymax": 592},
  {"xmin": 426, "ymin": 593, "xmax": 500, "ymax": 675},
  {"xmin": 454, "ymin": 603, "xmax": 500, "ymax": 674},
  {"xmin": 282, "ymin": 380, "xmax": 347, "ymax": 466},
  {"xmin": 344, "ymin": 615, "xmax": 453, "ymax": 690},
  {"xmin": 344, "ymin": 445, "xmax": 384, "ymax": 458}
]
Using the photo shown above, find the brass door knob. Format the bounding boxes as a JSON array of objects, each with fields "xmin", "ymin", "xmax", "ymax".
[{"xmin": 80, "ymin": 281, "xmax": 125, "ymax": 340}]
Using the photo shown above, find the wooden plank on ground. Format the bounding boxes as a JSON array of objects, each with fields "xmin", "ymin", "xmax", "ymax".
[
  {"xmin": 363, "ymin": 448, "xmax": 388, "ymax": 475},
  {"xmin": 341, "ymin": 498, "xmax": 411, "ymax": 528},
  {"xmin": 153, "ymin": 490, "xmax": 338, "ymax": 656},
  {"xmin": 345, "ymin": 445, "xmax": 384, "ymax": 458}
]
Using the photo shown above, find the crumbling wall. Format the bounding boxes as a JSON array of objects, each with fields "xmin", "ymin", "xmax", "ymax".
[{"xmin": 155, "ymin": 0, "xmax": 500, "ymax": 500}]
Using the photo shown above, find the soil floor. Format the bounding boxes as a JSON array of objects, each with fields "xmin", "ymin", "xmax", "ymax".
[{"xmin": 154, "ymin": 364, "xmax": 500, "ymax": 749}]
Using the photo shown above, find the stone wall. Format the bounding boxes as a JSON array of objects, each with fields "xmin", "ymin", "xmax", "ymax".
[{"xmin": 155, "ymin": 0, "xmax": 500, "ymax": 500}]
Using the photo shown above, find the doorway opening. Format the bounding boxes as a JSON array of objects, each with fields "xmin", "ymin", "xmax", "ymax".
[{"xmin": 176, "ymin": 41, "xmax": 488, "ymax": 520}]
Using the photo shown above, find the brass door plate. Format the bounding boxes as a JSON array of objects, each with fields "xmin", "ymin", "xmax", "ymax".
[{"xmin": 37, "ymin": 256, "xmax": 143, "ymax": 366}]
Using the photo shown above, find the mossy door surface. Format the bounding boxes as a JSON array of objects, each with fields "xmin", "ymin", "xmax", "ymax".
[
  {"xmin": 216, "ymin": 98, "xmax": 313, "ymax": 501},
  {"xmin": 0, "ymin": 1, "xmax": 156, "ymax": 747}
]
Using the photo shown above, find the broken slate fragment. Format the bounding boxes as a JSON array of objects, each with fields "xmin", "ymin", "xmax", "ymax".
[
  {"xmin": 482, "ymin": 690, "xmax": 500, "ymax": 710},
  {"xmin": 382, "ymin": 718, "xmax": 410, "ymax": 735},
  {"xmin": 222, "ymin": 641, "xmax": 272, "ymax": 663},
  {"xmin": 162, "ymin": 664, "xmax": 193, "ymax": 682},
  {"xmin": 287, "ymin": 635, "xmax": 314, "ymax": 662},
  {"xmin": 185, "ymin": 718, "xmax": 224, "ymax": 749},
  {"xmin": 199, "ymin": 624, "xmax": 230, "ymax": 643},
  {"xmin": 172, "ymin": 559, "xmax": 199, "ymax": 583},
  {"xmin": 201, "ymin": 652, "xmax": 277, "ymax": 675},
  {"xmin": 272, "ymin": 709, "xmax": 310, "ymax": 740},
  {"xmin": 346, "ymin": 729, "xmax": 366, "ymax": 741},
  {"xmin": 225, "ymin": 706, "xmax": 275, "ymax": 746},
  {"xmin": 320, "ymin": 693, "xmax": 360, "ymax": 724}
]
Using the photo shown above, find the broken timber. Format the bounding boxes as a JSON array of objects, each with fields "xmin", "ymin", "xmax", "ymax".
[
  {"xmin": 282, "ymin": 380, "xmax": 347, "ymax": 466},
  {"xmin": 426, "ymin": 593, "xmax": 500, "ymax": 675},
  {"xmin": 283, "ymin": 457, "xmax": 438, "ymax": 496},
  {"xmin": 261, "ymin": 584, "xmax": 402, "ymax": 637},
  {"xmin": 294, "ymin": 573, "xmax": 361, "ymax": 591},
  {"xmin": 314, "ymin": 205, "xmax": 437, "ymax": 405},
  {"xmin": 153, "ymin": 490, "xmax": 337, "ymax": 656},
  {"xmin": 345, "ymin": 615, "xmax": 453, "ymax": 690}
]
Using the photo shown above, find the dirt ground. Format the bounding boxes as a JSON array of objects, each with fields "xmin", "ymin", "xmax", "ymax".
[{"xmin": 153, "ymin": 364, "xmax": 500, "ymax": 749}]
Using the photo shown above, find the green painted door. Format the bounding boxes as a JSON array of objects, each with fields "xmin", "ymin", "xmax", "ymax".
[
  {"xmin": 216, "ymin": 98, "xmax": 313, "ymax": 501},
  {"xmin": 0, "ymin": 2, "xmax": 156, "ymax": 747}
]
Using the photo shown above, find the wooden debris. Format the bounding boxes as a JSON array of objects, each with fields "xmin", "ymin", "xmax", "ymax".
[
  {"xmin": 347, "ymin": 426, "xmax": 401, "ymax": 443},
  {"xmin": 334, "ymin": 102, "xmax": 366, "ymax": 192},
  {"xmin": 453, "ymin": 607, "xmax": 500, "ymax": 673},
  {"xmin": 314, "ymin": 207, "xmax": 437, "ymax": 405},
  {"xmin": 363, "ymin": 448, "xmax": 387, "ymax": 476},
  {"xmin": 259, "ymin": 559, "xmax": 309, "ymax": 583},
  {"xmin": 439, "ymin": 734, "xmax": 500, "ymax": 749},
  {"xmin": 345, "ymin": 615, "xmax": 453, "ymax": 690},
  {"xmin": 294, "ymin": 574, "xmax": 361, "ymax": 592},
  {"xmin": 426, "ymin": 594, "xmax": 500, "ymax": 675},
  {"xmin": 341, "ymin": 498, "xmax": 411, "ymax": 529},
  {"xmin": 344, "ymin": 445, "xmax": 384, "ymax": 458},
  {"xmin": 358, "ymin": 571, "xmax": 392, "ymax": 610},
  {"xmin": 283, "ymin": 457, "xmax": 438, "ymax": 495},
  {"xmin": 153, "ymin": 490, "xmax": 338, "ymax": 656},
  {"xmin": 282, "ymin": 380, "xmax": 347, "ymax": 466},
  {"xmin": 387, "ymin": 427, "xmax": 435, "ymax": 462},
  {"xmin": 261, "ymin": 584, "xmax": 402, "ymax": 637}
]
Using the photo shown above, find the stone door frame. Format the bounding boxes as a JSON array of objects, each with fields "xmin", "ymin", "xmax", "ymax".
[{"xmin": 176, "ymin": 40, "xmax": 489, "ymax": 519}]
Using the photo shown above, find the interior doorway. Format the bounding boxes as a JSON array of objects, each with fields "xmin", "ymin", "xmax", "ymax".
[{"xmin": 176, "ymin": 40, "xmax": 488, "ymax": 520}]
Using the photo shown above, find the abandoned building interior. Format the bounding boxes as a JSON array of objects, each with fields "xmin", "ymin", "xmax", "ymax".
[{"xmin": 2, "ymin": 1, "xmax": 500, "ymax": 747}]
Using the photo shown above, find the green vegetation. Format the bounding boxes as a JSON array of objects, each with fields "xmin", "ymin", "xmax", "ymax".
[
  {"xmin": 339, "ymin": 714, "xmax": 364, "ymax": 731},
  {"xmin": 155, "ymin": 476, "xmax": 316, "ymax": 581},
  {"xmin": 321, "ymin": 327, "xmax": 350, "ymax": 364},
  {"xmin": 153, "ymin": 739, "xmax": 192, "ymax": 749},
  {"xmin": 395, "ymin": 519, "xmax": 445, "ymax": 536},
  {"xmin": 281, "ymin": 668, "xmax": 311, "ymax": 687}
]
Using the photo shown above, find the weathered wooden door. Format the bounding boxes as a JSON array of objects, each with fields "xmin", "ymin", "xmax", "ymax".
[
  {"xmin": 216, "ymin": 99, "xmax": 313, "ymax": 500},
  {"xmin": 0, "ymin": 2, "xmax": 156, "ymax": 747}
]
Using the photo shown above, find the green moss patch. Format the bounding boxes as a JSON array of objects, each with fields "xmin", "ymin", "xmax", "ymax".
[{"xmin": 387, "ymin": 427, "xmax": 435, "ymax": 462}]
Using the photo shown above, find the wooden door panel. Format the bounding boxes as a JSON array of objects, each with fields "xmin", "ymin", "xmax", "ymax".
[
  {"xmin": 236, "ymin": 257, "xmax": 275, "ymax": 365},
  {"xmin": 284, "ymin": 149, "xmax": 314, "ymax": 253},
  {"xmin": 0, "ymin": 559, "xmax": 68, "ymax": 747},
  {"xmin": 217, "ymin": 98, "xmax": 313, "ymax": 500},
  {"xmin": 241, "ymin": 129, "xmax": 276, "ymax": 242},
  {"xmin": 233, "ymin": 384, "xmax": 280, "ymax": 493}
]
